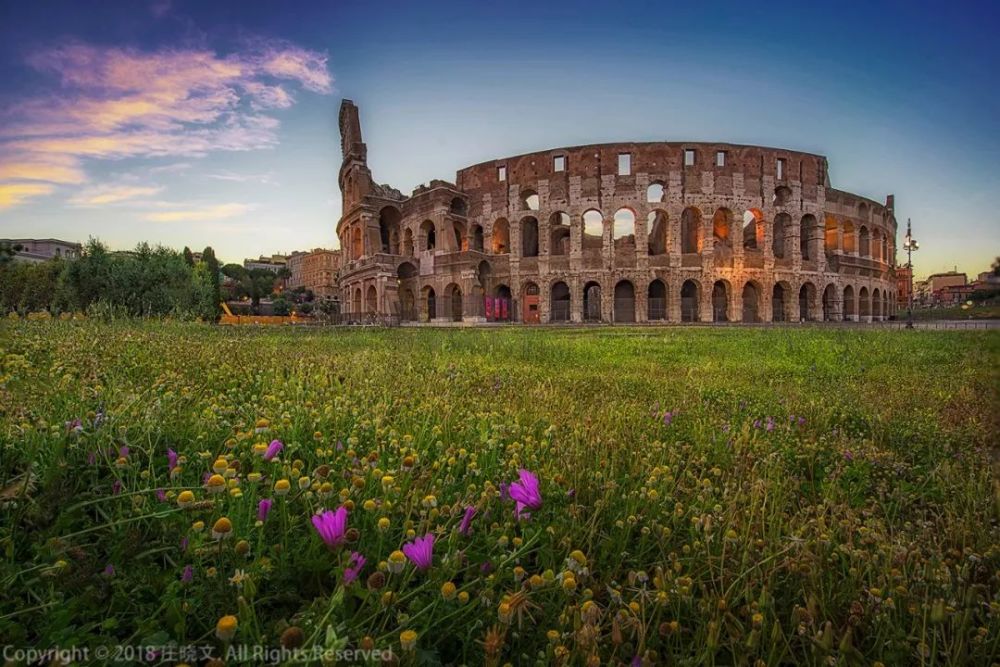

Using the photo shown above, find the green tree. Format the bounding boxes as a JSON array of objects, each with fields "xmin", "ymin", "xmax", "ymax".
[
  {"xmin": 183, "ymin": 246, "xmax": 195, "ymax": 266},
  {"xmin": 201, "ymin": 246, "xmax": 222, "ymax": 322},
  {"xmin": 221, "ymin": 264, "xmax": 278, "ymax": 313},
  {"xmin": 0, "ymin": 242, "xmax": 23, "ymax": 266}
]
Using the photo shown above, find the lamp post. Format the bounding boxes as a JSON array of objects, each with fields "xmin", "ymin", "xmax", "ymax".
[{"xmin": 902, "ymin": 218, "xmax": 919, "ymax": 329}]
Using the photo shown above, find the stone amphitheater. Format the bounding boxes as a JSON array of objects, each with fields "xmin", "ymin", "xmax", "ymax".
[{"xmin": 335, "ymin": 100, "xmax": 897, "ymax": 324}]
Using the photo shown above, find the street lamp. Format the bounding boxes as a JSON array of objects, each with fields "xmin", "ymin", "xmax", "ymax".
[{"xmin": 902, "ymin": 218, "xmax": 919, "ymax": 329}]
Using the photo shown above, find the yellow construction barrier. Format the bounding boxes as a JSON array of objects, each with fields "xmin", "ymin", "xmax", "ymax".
[{"xmin": 219, "ymin": 303, "xmax": 309, "ymax": 326}]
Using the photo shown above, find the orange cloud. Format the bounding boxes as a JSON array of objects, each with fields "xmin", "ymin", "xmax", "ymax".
[
  {"xmin": 0, "ymin": 183, "xmax": 56, "ymax": 209},
  {"xmin": 70, "ymin": 184, "xmax": 164, "ymax": 206},
  {"xmin": 144, "ymin": 202, "xmax": 255, "ymax": 222},
  {"xmin": 0, "ymin": 39, "xmax": 333, "ymax": 209}
]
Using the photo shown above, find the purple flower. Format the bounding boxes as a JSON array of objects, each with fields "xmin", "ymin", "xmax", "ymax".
[
  {"xmin": 180, "ymin": 537, "xmax": 189, "ymax": 552},
  {"xmin": 508, "ymin": 469, "xmax": 542, "ymax": 519},
  {"xmin": 753, "ymin": 419, "xmax": 761, "ymax": 429},
  {"xmin": 458, "ymin": 506, "xmax": 476, "ymax": 536},
  {"xmin": 343, "ymin": 552, "xmax": 366, "ymax": 584},
  {"xmin": 112, "ymin": 480, "xmax": 122, "ymax": 495},
  {"xmin": 258, "ymin": 498, "xmax": 273, "ymax": 523},
  {"xmin": 798, "ymin": 416, "xmax": 806, "ymax": 426},
  {"xmin": 402, "ymin": 533, "xmax": 434, "ymax": 571},
  {"xmin": 843, "ymin": 450, "xmax": 854, "ymax": 462},
  {"xmin": 263, "ymin": 439, "xmax": 283, "ymax": 461},
  {"xmin": 66, "ymin": 418, "xmax": 83, "ymax": 434},
  {"xmin": 103, "ymin": 564, "xmax": 115, "ymax": 577},
  {"xmin": 119, "ymin": 445, "xmax": 130, "ymax": 458},
  {"xmin": 662, "ymin": 411, "xmax": 673, "ymax": 426},
  {"xmin": 498, "ymin": 482, "xmax": 510, "ymax": 501},
  {"xmin": 765, "ymin": 417, "xmax": 775, "ymax": 432},
  {"xmin": 155, "ymin": 488, "xmax": 166, "ymax": 502},
  {"xmin": 181, "ymin": 565, "xmax": 194, "ymax": 583},
  {"xmin": 311, "ymin": 506, "xmax": 349, "ymax": 549},
  {"xmin": 631, "ymin": 657, "xmax": 643, "ymax": 667},
  {"xmin": 480, "ymin": 560, "xmax": 494, "ymax": 575},
  {"xmin": 167, "ymin": 448, "xmax": 178, "ymax": 472}
]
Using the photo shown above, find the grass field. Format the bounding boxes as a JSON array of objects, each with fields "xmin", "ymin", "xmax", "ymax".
[{"xmin": 1, "ymin": 321, "xmax": 998, "ymax": 665}]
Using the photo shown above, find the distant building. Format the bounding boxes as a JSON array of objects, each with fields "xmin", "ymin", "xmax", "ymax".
[
  {"xmin": 1, "ymin": 238, "xmax": 81, "ymax": 263},
  {"xmin": 896, "ymin": 265, "xmax": 912, "ymax": 309},
  {"xmin": 284, "ymin": 248, "xmax": 340, "ymax": 300},
  {"xmin": 927, "ymin": 271, "xmax": 967, "ymax": 292},
  {"xmin": 285, "ymin": 251, "xmax": 307, "ymax": 289},
  {"xmin": 243, "ymin": 254, "xmax": 288, "ymax": 273}
]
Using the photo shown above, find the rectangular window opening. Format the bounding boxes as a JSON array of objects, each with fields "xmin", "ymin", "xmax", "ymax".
[
  {"xmin": 554, "ymin": 156, "xmax": 565, "ymax": 172},
  {"xmin": 715, "ymin": 151, "xmax": 726, "ymax": 167},
  {"xmin": 498, "ymin": 165, "xmax": 506, "ymax": 182},
  {"xmin": 684, "ymin": 149, "xmax": 696, "ymax": 166},
  {"xmin": 617, "ymin": 153, "xmax": 631, "ymax": 176},
  {"xmin": 776, "ymin": 158, "xmax": 786, "ymax": 180}
]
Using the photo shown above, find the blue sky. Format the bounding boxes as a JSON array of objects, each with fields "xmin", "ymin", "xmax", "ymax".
[{"xmin": 0, "ymin": 0, "xmax": 997, "ymax": 277}]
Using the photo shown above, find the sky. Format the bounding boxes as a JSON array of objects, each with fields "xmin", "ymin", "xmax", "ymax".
[{"xmin": 0, "ymin": 0, "xmax": 997, "ymax": 278}]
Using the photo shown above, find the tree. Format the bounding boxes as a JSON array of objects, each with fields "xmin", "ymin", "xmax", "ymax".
[
  {"xmin": 201, "ymin": 246, "xmax": 222, "ymax": 321},
  {"xmin": 221, "ymin": 264, "xmax": 278, "ymax": 313},
  {"xmin": 992, "ymin": 256, "xmax": 1000, "ymax": 277},
  {"xmin": 0, "ymin": 242, "xmax": 23, "ymax": 266},
  {"xmin": 183, "ymin": 246, "xmax": 195, "ymax": 266}
]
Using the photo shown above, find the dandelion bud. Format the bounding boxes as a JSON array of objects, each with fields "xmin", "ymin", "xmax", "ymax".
[
  {"xmin": 177, "ymin": 490, "xmax": 195, "ymax": 507},
  {"xmin": 215, "ymin": 615, "xmax": 238, "ymax": 641},
  {"xmin": 279, "ymin": 626, "xmax": 304, "ymax": 649},
  {"xmin": 441, "ymin": 581, "xmax": 457, "ymax": 600},
  {"xmin": 400, "ymin": 629, "xmax": 417, "ymax": 651},
  {"xmin": 206, "ymin": 474, "xmax": 226, "ymax": 494},
  {"xmin": 274, "ymin": 479, "xmax": 290, "ymax": 496},
  {"xmin": 366, "ymin": 571, "xmax": 386, "ymax": 590},
  {"xmin": 387, "ymin": 550, "xmax": 406, "ymax": 574},
  {"xmin": 212, "ymin": 517, "xmax": 233, "ymax": 540}
]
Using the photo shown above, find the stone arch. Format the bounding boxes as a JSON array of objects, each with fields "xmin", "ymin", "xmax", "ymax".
[
  {"xmin": 681, "ymin": 207, "xmax": 702, "ymax": 254},
  {"xmin": 824, "ymin": 216, "xmax": 839, "ymax": 253},
  {"xmin": 492, "ymin": 218, "xmax": 510, "ymax": 254},
  {"xmin": 352, "ymin": 287, "xmax": 362, "ymax": 315},
  {"xmin": 647, "ymin": 210, "xmax": 668, "ymax": 255},
  {"xmin": 680, "ymin": 279, "xmax": 700, "ymax": 322},
  {"xmin": 520, "ymin": 188, "xmax": 539, "ymax": 211},
  {"xmin": 647, "ymin": 279, "xmax": 667, "ymax": 321},
  {"xmin": 859, "ymin": 286, "xmax": 871, "ymax": 320},
  {"xmin": 402, "ymin": 228, "xmax": 414, "ymax": 256},
  {"xmin": 859, "ymin": 225, "xmax": 870, "ymax": 257},
  {"xmin": 397, "ymin": 261, "xmax": 418, "ymax": 280},
  {"xmin": 379, "ymin": 206, "xmax": 401, "ymax": 254},
  {"xmin": 613, "ymin": 280, "xmax": 636, "ymax": 323},
  {"xmin": 742, "ymin": 281, "xmax": 762, "ymax": 323},
  {"xmin": 420, "ymin": 219, "xmax": 436, "ymax": 251},
  {"xmin": 582, "ymin": 209, "xmax": 604, "ymax": 250},
  {"xmin": 366, "ymin": 285, "xmax": 378, "ymax": 313},
  {"xmin": 646, "ymin": 182, "xmax": 665, "ymax": 203},
  {"xmin": 613, "ymin": 208, "xmax": 636, "ymax": 250},
  {"xmin": 822, "ymin": 283, "xmax": 838, "ymax": 321},
  {"xmin": 452, "ymin": 220, "xmax": 467, "ymax": 251},
  {"xmin": 712, "ymin": 280, "xmax": 730, "ymax": 322},
  {"xmin": 798, "ymin": 282, "xmax": 817, "ymax": 322},
  {"xmin": 800, "ymin": 214, "xmax": 817, "ymax": 260},
  {"xmin": 872, "ymin": 287, "xmax": 882, "ymax": 320},
  {"xmin": 549, "ymin": 212, "xmax": 571, "ymax": 256},
  {"xmin": 743, "ymin": 209, "xmax": 764, "ymax": 250},
  {"xmin": 857, "ymin": 201, "xmax": 869, "ymax": 221},
  {"xmin": 422, "ymin": 285, "xmax": 436, "ymax": 322},
  {"xmin": 522, "ymin": 281, "xmax": 540, "ymax": 323},
  {"xmin": 521, "ymin": 216, "xmax": 539, "ymax": 257},
  {"xmin": 583, "ymin": 281, "xmax": 602, "ymax": 322},
  {"xmin": 712, "ymin": 208, "xmax": 733, "ymax": 250},
  {"xmin": 444, "ymin": 283, "xmax": 463, "ymax": 322},
  {"xmin": 843, "ymin": 221, "xmax": 856, "ymax": 254},
  {"xmin": 843, "ymin": 285, "xmax": 856, "ymax": 321},
  {"xmin": 550, "ymin": 281, "xmax": 571, "ymax": 322},
  {"xmin": 773, "ymin": 185, "xmax": 792, "ymax": 206},
  {"xmin": 399, "ymin": 287, "xmax": 416, "ymax": 321},
  {"xmin": 772, "ymin": 280, "xmax": 793, "ymax": 322},
  {"xmin": 476, "ymin": 260, "xmax": 491, "ymax": 292},
  {"xmin": 470, "ymin": 224, "xmax": 484, "ymax": 252},
  {"xmin": 352, "ymin": 226, "xmax": 363, "ymax": 259},
  {"xmin": 450, "ymin": 197, "xmax": 467, "ymax": 216}
]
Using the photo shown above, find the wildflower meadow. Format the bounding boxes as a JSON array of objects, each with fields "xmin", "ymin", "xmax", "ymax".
[{"xmin": 1, "ymin": 320, "xmax": 998, "ymax": 665}]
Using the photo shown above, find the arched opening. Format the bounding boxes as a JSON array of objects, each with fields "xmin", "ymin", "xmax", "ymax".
[
  {"xmin": 743, "ymin": 209, "xmax": 763, "ymax": 250},
  {"xmin": 550, "ymin": 281, "xmax": 570, "ymax": 322},
  {"xmin": 824, "ymin": 216, "xmax": 839, "ymax": 253},
  {"xmin": 379, "ymin": 206, "xmax": 401, "ymax": 254},
  {"xmin": 646, "ymin": 182, "xmax": 665, "ymax": 203},
  {"xmin": 453, "ymin": 221, "xmax": 466, "ymax": 252},
  {"xmin": 773, "ymin": 213, "xmax": 790, "ymax": 259},
  {"xmin": 582, "ymin": 210, "xmax": 603, "ymax": 250},
  {"xmin": 352, "ymin": 287, "xmax": 362, "ymax": 315},
  {"xmin": 521, "ymin": 217, "xmax": 539, "ymax": 257},
  {"xmin": 549, "ymin": 212, "xmax": 571, "ymax": 256},
  {"xmin": 446, "ymin": 284, "xmax": 463, "ymax": 322},
  {"xmin": 859, "ymin": 286, "xmax": 871, "ymax": 320},
  {"xmin": 859, "ymin": 226, "xmax": 871, "ymax": 258},
  {"xmin": 712, "ymin": 208, "xmax": 732, "ymax": 250},
  {"xmin": 583, "ymin": 281, "xmax": 602, "ymax": 322},
  {"xmin": 872, "ymin": 288, "xmax": 882, "ymax": 319},
  {"xmin": 522, "ymin": 282, "xmax": 540, "ymax": 324},
  {"xmin": 488, "ymin": 283, "xmax": 511, "ymax": 322},
  {"xmin": 475, "ymin": 259, "xmax": 491, "ymax": 292},
  {"xmin": 712, "ymin": 280, "xmax": 729, "ymax": 322},
  {"xmin": 423, "ymin": 286, "xmax": 436, "ymax": 322},
  {"xmin": 772, "ymin": 282, "xmax": 791, "ymax": 322},
  {"xmin": 773, "ymin": 185, "xmax": 792, "ymax": 206},
  {"xmin": 402, "ymin": 228, "xmax": 414, "ymax": 256},
  {"xmin": 647, "ymin": 211, "xmax": 668, "ymax": 255},
  {"xmin": 613, "ymin": 208, "xmax": 636, "ymax": 250},
  {"xmin": 742, "ymin": 282, "xmax": 760, "ymax": 323},
  {"xmin": 681, "ymin": 207, "xmax": 702, "ymax": 254},
  {"xmin": 470, "ymin": 224, "xmax": 484, "ymax": 252},
  {"xmin": 843, "ymin": 285, "xmax": 855, "ymax": 321},
  {"xmin": 397, "ymin": 262, "xmax": 418, "ymax": 280},
  {"xmin": 647, "ymin": 279, "xmax": 666, "ymax": 321},
  {"xmin": 681, "ymin": 280, "xmax": 700, "ymax": 322},
  {"xmin": 857, "ymin": 202, "xmax": 869, "ymax": 221},
  {"xmin": 521, "ymin": 188, "xmax": 539, "ymax": 211},
  {"xmin": 800, "ymin": 214, "xmax": 816, "ymax": 260},
  {"xmin": 798, "ymin": 283, "xmax": 816, "ymax": 322},
  {"xmin": 450, "ymin": 197, "xmax": 467, "ymax": 216},
  {"xmin": 366, "ymin": 285, "xmax": 378, "ymax": 313},
  {"xmin": 400, "ymin": 288, "xmax": 415, "ymax": 321},
  {"xmin": 420, "ymin": 220, "xmax": 436, "ymax": 251},
  {"xmin": 843, "ymin": 222, "xmax": 856, "ymax": 254},
  {"xmin": 822, "ymin": 284, "xmax": 837, "ymax": 321},
  {"xmin": 613, "ymin": 280, "xmax": 635, "ymax": 323},
  {"xmin": 492, "ymin": 218, "xmax": 510, "ymax": 254}
]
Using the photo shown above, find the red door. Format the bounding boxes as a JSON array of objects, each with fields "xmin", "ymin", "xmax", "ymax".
[{"xmin": 522, "ymin": 283, "xmax": 540, "ymax": 323}]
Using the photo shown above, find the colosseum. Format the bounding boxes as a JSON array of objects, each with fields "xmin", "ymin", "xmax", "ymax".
[{"xmin": 336, "ymin": 100, "xmax": 898, "ymax": 324}]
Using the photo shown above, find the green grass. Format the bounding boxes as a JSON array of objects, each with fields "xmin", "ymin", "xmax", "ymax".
[{"xmin": 1, "ymin": 321, "xmax": 998, "ymax": 665}]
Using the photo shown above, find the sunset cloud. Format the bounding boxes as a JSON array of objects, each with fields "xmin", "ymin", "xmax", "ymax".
[
  {"xmin": 0, "ymin": 183, "xmax": 56, "ymax": 209},
  {"xmin": 143, "ymin": 202, "xmax": 255, "ymax": 222},
  {"xmin": 0, "ymin": 39, "xmax": 333, "ymax": 209},
  {"xmin": 70, "ymin": 184, "xmax": 164, "ymax": 207}
]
